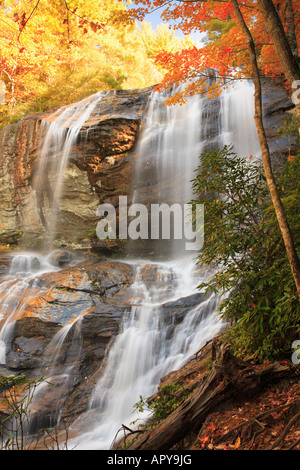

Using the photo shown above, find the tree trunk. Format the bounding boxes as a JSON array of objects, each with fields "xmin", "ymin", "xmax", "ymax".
[
  {"xmin": 257, "ymin": 0, "xmax": 300, "ymax": 134},
  {"xmin": 126, "ymin": 340, "xmax": 292, "ymax": 450},
  {"xmin": 284, "ymin": 0, "xmax": 298, "ymax": 59},
  {"xmin": 230, "ymin": 0, "xmax": 300, "ymax": 296},
  {"xmin": 257, "ymin": 0, "xmax": 300, "ymax": 85}
]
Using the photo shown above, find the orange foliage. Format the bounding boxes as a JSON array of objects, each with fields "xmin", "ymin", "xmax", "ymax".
[{"xmin": 129, "ymin": 0, "xmax": 300, "ymax": 101}]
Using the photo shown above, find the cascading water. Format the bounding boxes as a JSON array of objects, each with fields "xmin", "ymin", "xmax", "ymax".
[
  {"xmin": 0, "ymin": 253, "xmax": 60, "ymax": 364},
  {"xmin": 129, "ymin": 84, "xmax": 214, "ymax": 261},
  {"xmin": 34, "ymin": 91, "xmax": 106, "ymax": 245},
  {"xmin": 0, "ymin": 92, "xmax": 110, "ymax": 445},
  {"xmin": 220, "ymin": 80, "xmax": 261, "ymax": 158},
  {"xmin": 27, "ymin": 315, "xmax": 84, "ymax": 433},
  {"xmin": 0, "ymin": 92, "xmax": 108, "ymax": 424},
  {"xmin": 68, "ymin": 79, "xmax": 260, "ymax": 449},
  {"xmin": 70, "ymin": 260, "xmax": 223, "ymax": 450},
  {"xmin": 0, "ymin": 78, "xmax": 261, "ymax": 450}
]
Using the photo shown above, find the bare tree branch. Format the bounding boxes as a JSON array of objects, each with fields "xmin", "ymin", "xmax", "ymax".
[{"xmin": 17, "ymin": 0, "xmax": 41, "ymax": 41}]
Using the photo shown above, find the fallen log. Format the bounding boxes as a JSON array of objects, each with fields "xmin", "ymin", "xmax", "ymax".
[{"xmin": 126, "ymin": 339, "xmax": 294, "ymax": 450}]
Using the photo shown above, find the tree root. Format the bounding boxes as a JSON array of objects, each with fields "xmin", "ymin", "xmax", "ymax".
[
  {"xmin": 110, "ymin": 423, "xmax": 144, "ymax": 450},
  {"xmin": 268, "ymin": 409, "xmax": 300, "ymax": 450},
  {"xmin": 125, "ymin": 339, "xmax": 295, "ymax": 450}
]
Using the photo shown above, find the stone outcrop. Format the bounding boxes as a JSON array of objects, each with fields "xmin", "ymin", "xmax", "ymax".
[
  {"xmin": 0, "ymin": 254, "xmax": 214, "ymax": 429},
  {"xmin": 0, "ymin": 87, "xmax": 153, "ymax": 250},
  {"xmin": 0, "ymin": 81, "xmax": 298, "ymax": 252},
  {"xmin": 261, "ymin": 78, "xmax": 299, "ymax": 169},
  {"xmin": 1, "ymin": 256, "xmax": 135, "ymax": 427}
]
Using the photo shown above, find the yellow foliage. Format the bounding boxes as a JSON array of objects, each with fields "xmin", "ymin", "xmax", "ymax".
[{"xmin": 0, "ymin": 0, "xmax": 187, "ymax": 121}]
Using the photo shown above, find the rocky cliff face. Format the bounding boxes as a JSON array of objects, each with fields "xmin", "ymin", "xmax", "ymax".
[
  {"xmin": 0, "ymin": 252, "xmax": 213, "ymax": 430},
  {"xmin": 0, "ymin": 80, "xmax": 299, "ymax": 445},
  {"xmin": 0, "ymin": 81, "xmax": 298, "ymax": 253},
  {"xmin": 0, "ymin": 87, "xmax": 153, "ymax": 251}
]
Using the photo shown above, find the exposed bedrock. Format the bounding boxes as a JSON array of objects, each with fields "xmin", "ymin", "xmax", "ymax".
[{"xmin": 0, "ymin": 81, "xmax": 297, "ymax": 253}]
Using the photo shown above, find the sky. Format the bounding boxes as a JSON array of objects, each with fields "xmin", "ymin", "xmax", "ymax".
[
  {"xmin": 128, "ymin": 2, "xmax": 175, "ymax": 29},
  {"xmin": 127, "ymin": 1, "xmax": 205, "ymax": 44}
]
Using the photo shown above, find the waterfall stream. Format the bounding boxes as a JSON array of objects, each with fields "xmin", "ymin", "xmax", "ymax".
[
  {"xmin": 0, "ymin": 253, "xmax": 60, "ymax": 364},
  {"xmin": 0, "ymin": 93, "xmax": 106, "ymax": 366},
  {"xmin": 34, "ymin": 91, "xmax": 106, "ymax": 245},
  {"xmin": 68, "ymin": 80, "xmax": 260, "ymax": 449},
  {"xmin": 70, "ymin": 260, "xmax": 223, "ymax": 450},
  {"xmin": 0, "ymin": 80, "xmax": 260, "ymax": 450},
  {"xmin": 220, "ymin": 80, "xmax": 261, "ymax": 158}
]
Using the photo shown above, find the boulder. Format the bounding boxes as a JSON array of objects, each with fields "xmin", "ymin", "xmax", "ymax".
[
  {"xmin": 161, "ymin": 292, "xmax": 211, "ymax": 326},
  {"xmin": 2, "ymin": 258, "xmax": 136, "ymax": 428},
  {"xmin": 47, "ymin": 249, "xmax": 74, "ymax": 267},
  {"xmin": 0, "ymin": 87, "xmax": 153, "ymax": 251}
]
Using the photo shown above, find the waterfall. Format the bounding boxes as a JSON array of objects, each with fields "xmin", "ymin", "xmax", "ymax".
[
  {"xmin": 0, "ymin": 253, "xmax": 60, "ymax": 364},
  {"xmin": 34, "ymin": 91, "xmax": 106, "ymax": 245},
  {"xmin": 69, "ymin": 79, "xmax": 260, "ymax": 449},
  {"xmin": 220, "ymin": 80, "xmax": 261, "ymax": 158},
  {"xmin": 130, "ymin": 87, "xmax": 205, "ymax": 259},
  {"xmin": 27, "ymin": 316, "xmax": 84, "ymax": 433},
  {"xmin": 71, "ymin": 261, "xmax": 223, "ymax": 450},
  {"xmin": 0, "ymin": 91, "xmax": 108, "ymax": 365},
  {"xmin": 0, "ymin": 79, "xmax": 261, "ymax": 450}
]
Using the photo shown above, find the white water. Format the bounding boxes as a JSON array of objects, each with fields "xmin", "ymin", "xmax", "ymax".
[
  {"xmin": 1, "ymin": 91, "xmax": 107, "ymax": 367},
  {"xmin": 0, "ymin": 252, "xmax": 60, "ymax": 364},
  {"xmin": 132, "ymin": 86, "xmax": 205, "ymax": 259},
  {"xmin": 71, "ymin": 260, "xmax": 223, "ymax": 450},
  {"xmin": 0, "ymin": 79, "xmax": 261, "ymax": 450},
  {"xmin": 220, "ymin": 80, "xmax": 261, "ymax": 158},
  {"xmin": 69, "ymin": 80, "xmax": 261, "ymax": 449},
  {"xmin": 34, "ymin": 91, "xmax": 106, "ymax": 242}
]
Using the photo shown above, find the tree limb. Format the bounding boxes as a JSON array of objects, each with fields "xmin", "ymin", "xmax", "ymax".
[{"xmin": 17, "ymin": 0, "xmax": 41, "ymax": 42}]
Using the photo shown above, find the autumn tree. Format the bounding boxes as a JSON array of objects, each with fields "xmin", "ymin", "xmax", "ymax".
[
  {"xmin": 0, "ymin": 0, "xmax": 189, "ymax": 120},
  {"xmin": 256, "ymin": 0, "xmax": 300, "ymax": 135},
  {"xmin": 0, "ymin": 0, "xmax": 116, "ymax": 113},
  {"xmin": 128, "ymin": 0, "xmax": 300, "ymax": 295}
]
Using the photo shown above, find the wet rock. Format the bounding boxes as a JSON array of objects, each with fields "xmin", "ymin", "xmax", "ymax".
[
  {"xmin": 0, "ymin": 87, "xmax": 153, "ymax": 250},
  {"xmin": 5, "ymin": 317, "xmax": 62, "ymax": 370},
  {"xmin": 261, "ymin": 78, "xmax": 299, "ymax": 169},
  {"xmin": 2, "ymin": 259, "xmax": 137, "ymax": 427},
  {"xmin": 14, "ymin": 260, "xmax": 135, "ymax": 326},
  {"xmin": 0, "ymin": 252, "xmax": 12, "ymax": 276},
  {"xmin": 0, "ymin": 230, "xmax": 23, "ymax": 247},
  {"xmin": 47, "ymin": 249, "xmax": 74, "ymax": 267},
  {"xmin": 14, "ymin": 336, "xmax": 45, "ymax": 355},
  {"xmin": 26, "ymin": 308, "xmax": 124, "ymax": 430},
  {"xmin": 13, "ymin": 316, "xmax": 61, "ymax": 340},
  {"xmin": 161, "ymin": 292, "xmax": 210, "ymax": 325},
  {"xmin": 77, "ymin": 311, "xmax": 122, "ymax": 363}
]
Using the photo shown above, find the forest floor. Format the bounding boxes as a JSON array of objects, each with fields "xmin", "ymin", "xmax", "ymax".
[
  {"xmin": 186, "ymin": 366, "xmax": 300, "ymax": 451},
  {"xmin": 120, "ymin": 337, "xmax": 300, "ymax": 451}
]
